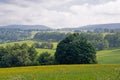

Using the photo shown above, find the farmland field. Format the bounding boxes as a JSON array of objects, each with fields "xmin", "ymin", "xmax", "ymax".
[
  {"xmin": 97, "ymin": 48, "xmax": 120, "ymax": 64},
  {"xmin": 0, "ymin": 65, "xmax": 120, "ymax": 80}
]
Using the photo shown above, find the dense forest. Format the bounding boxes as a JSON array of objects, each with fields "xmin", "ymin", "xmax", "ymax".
[
  {"xmin": 34, "ymin": 32, "xmax": 70, "ymax": 42},
  {"xmin": 33, "ymin": 31, "xmax": 120, "ymax": 50},
  {"xmin": 0, "ymin": 29, "xmax": 31, "ymax": 43},
  {"xmin": 0, "ymin": 28, "xmax": 120, "ymax": 51},
  {"xmin": 80, "ymin": 32, "xmax": 120, "ymax": 50}
]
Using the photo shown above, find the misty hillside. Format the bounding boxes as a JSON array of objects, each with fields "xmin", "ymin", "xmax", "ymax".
[
  {"xmin": 0, "ymin": 23, "xmax": 120, "ymax": 31},
  {"xmin": 0, "ymin": 25, "xmax": 51, "ymax": 30},
  {"xmin": 61, "ymin": 23, "xmax": 120, "ymax": 31}
]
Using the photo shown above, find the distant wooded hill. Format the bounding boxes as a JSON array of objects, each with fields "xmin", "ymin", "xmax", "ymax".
[
  {"xmin": 0, "ymin": 23, "xmax": 120, "ymax": 31},
  {"xmin": 0, "ymin": 25, "xmax": 51, "ymax": 30},
  {"xmin": 61, "ymin": 23, "xmax": 120, "ymax": 31}
]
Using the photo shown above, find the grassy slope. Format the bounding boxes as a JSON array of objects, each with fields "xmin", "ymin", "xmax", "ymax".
[
  {"xmin": 97, "ymin": 48, "xmax": 120, "ymax": 64},
  {"xmin": 0, "ymin": 65, "xmax": 120, "ymax": 80}
]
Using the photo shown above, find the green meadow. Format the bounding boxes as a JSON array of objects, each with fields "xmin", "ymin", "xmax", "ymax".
[
  {"xmin": 97, "ymin": 48, "xmax": 120, "ymax": 64},
  {"xmin": 0, "ymin": 65, "xmax": 120, "ymax": 80}
]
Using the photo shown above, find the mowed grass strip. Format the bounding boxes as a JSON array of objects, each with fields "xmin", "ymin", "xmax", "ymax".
[{"xmin": 0, "ymin": 65, "xmax": 120, "ymax": 80}]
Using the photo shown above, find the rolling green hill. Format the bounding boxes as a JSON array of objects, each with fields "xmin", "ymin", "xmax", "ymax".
[
  {"xmin": 97, "ymin": 48, "xmax": 120, "ymax": 64},
  {"xmin": 0, "ymin": 25, "xmax": 51, "ymax": 30}
]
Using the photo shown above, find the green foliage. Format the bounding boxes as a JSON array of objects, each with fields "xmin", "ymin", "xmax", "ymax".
[
  {"xmin": 91, "ymin": 40, "xmax": 109, "ymax": 50},
  {"xmin": 28, "ymin": 45, "xmax": 37, "ymax": 62},
  {"xmin": 78, "ymin": 32, "xmax": 120, "ymax": 50},
  {"xmin": 0, "ymin": 43, "xmax": 38, "ymax": 67},
  {"xmin": 36, "ymin": 48, "xmax": 55, "ymax": 55},
  {"xmin": 40, "ymin": 42, "xmax": 53, "ymax": 49},
  {"xmin": 0, "ymin": 29, "xmax": 31, "ymax": 43},
  {"xmin": 79, "ymin": 32, "xmax": 109, "ymax": 50},
  {"xmin": 38, "ymin": 52, "xmax": 54, "ymax": 65},
  {"xmin": 34, "ymin": 32, "xmax": 70, "ymax": 42},
  {"xmin": 32, "ymin": 32, "xmax": 120, "ymax": 51},
  {"xmin": 105, "ymin": 33, "xmax": 120, "ymax": 48},
  {"xmin": 33, "ymin": 42, "xmax": 53, "ymax": 49},
  {"xmin": 55, "ymin": 33, "xmax": 97, "ymax": 64}
]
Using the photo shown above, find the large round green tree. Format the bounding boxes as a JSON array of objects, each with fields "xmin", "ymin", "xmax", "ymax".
[{"xmin": 55, "ymin": 33, "xmax": 97, "ymax": 64}]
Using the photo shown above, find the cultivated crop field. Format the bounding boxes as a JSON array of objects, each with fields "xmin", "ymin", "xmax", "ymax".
[{"xmin": 0, "ymin": 65, "xmax": 120, "ymax": 80}]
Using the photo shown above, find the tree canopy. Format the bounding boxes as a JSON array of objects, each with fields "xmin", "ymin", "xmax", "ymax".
[
  {"xmin": 55, "ymin": 33, "xmax": 97, "ymax": 64},
  {"xmin": 0, "ymin": 43, "xmax": 38, "ymax": 67}
]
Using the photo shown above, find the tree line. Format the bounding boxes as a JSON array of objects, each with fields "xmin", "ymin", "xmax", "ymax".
[
  {"xmin": 34, "ymin": 32, "xmax": 120, "ymax": 50},
  {"xmin": 0, "ymin": 43, "xmax": 38, "ymax": 67},
  {"xmin": 0, "ymin": 33, "xmax": 97, "ymax": 67},
  {"xmin": 0, "ymin": 43, "xmax": 55, "ymax": 67},
  {"xmin": 0, "ymin": 29, "xmax": 31, "ymax": 43},
  {"xmin": 34, "ymin": 32, "xmax": 70, "ymax": 42},
  {"xmin": 80, "ymin": 32, "xmax": 120, "ymax": 50},
  {"xmin": 33, "ymin": 42, "xmax": 53, "ymax": 49}
]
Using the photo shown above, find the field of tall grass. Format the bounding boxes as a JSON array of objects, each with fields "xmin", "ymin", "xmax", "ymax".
[{"xmin": 0, "ymin": 65, "xmax": 120, "ymax": 80}]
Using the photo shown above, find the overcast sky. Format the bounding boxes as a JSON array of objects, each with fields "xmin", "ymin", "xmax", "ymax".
[{"xmin": 0, "ymin": 0, "xmax": 120, "ymax": 28}]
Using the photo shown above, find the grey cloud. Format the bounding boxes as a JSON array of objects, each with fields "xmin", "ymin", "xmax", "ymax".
[
  {"xmin": 70, "ymin": 0, "xmax": 116, "ymax": 5},
  {"xmin": 99, "ymin": 12, "xmax": 120, "ymax": 16},
  {"xmin": 0, "ymin": 0, "xmax": 119, "ymax": 28},
  {"xmin": 0, "ymin": 0, "xmax": 9, "ymax": 3},
  {"xmin": 43, "ymin": 0, "xmax": 117, "ymax": 12}
]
